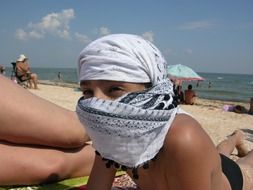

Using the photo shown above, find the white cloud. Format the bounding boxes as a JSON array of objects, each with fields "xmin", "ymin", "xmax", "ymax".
[
  {"xmin": 15, "ymin": 29, "xmax": 44, "ymax": 41},
  {"xmin": 99, "ymin": 27, "xmax": 111, "ymax": 36},
  {"xmin": 75, "ymin": 32, "xmax": 91, "ymax": 43},
  {"xmin": 180, "ymin": 20, "xmax": 215, "ymax": 30},
  {"xmin": 15, "ymin": 29, "xmax": 28, "ymax": 41},
  {"xmin": 29, "ymin": 30, "xmax": 44, "ymax": 39},
  {"xmin": 15, "ymin": 9, "xmax": 75, "ymax": 40},
  {"xmin": 142, "ymin": 31, "xmax": 154, "ymax": 42},
  {"xmin": 184, "ymin": 48, "xmax": 193, "ymax": 54}
]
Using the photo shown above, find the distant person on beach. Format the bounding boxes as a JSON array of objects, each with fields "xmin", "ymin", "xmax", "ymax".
[
  {"xmin": 223, "ymin": 103, "xmax": 252, "ymax": 115},
  {"xmin": 196, "ymin": 80, "xmax": 200, "ymax": 87},
  {"xmin": 15, "ymin": 54, "xmax": 39, "ymax": 89},
  {"xmin": 184, "ymin": 84, "xmax": 197, "ymax": 105},
  {"xmin": 233, "ymin": 105, "xmax": 249, "ymax": 114},
  {"xmin": 208, "ymin": 81, "xmax": 212, "ymax": 88},
  {"xmin": 0, "ymin": 65, "xmax": 5, "ymax": 74},
  {"xmin": 175, "ymin": 85, "xmax": 184, "ymax": 104},
  {"xmin": 171, "ymin": 79, "xmax": 184, "ymax": 104},
  {"xmin": 76, "ymin": 34, "xmax": 253, "ymax": 190},
  {"xmin": 58, "ymin": 72, "xmax": 62, "ymax": 81}
]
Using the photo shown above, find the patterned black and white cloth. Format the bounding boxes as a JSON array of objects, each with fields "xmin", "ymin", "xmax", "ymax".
[{"xmin": 76, "ymin": 34, "xmax": 179, "ymax": 170}]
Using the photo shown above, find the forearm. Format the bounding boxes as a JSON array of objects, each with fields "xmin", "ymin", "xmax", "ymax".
[
  {"xmin": 0, "ymin": 75, "xmax": 89, "ymax": 147},
  {"xmin": 87, "ymin": 155, "xmax": 116, "ymax": 190}
]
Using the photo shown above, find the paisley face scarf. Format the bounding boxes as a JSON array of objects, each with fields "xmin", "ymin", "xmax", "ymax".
[{"xmin": 76, "ymin": 34, "xmax": 179, "ymax": 178}]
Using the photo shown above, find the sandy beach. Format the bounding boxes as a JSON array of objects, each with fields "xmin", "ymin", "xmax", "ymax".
[{"xmin": 29, "ymin": 83, "xmax": 253, "ymax": 150}]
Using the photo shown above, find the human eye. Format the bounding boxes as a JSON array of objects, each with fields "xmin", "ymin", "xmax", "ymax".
[
  {"xmin": 82, "ymin": 89, "xmax": 93, "ymax": 99},
  {"xmin": 108, "ymin": 86, "xmax": 126, "ymax": 98},
  {"xmin": 109, "ymin": 86, "xmax": 123, "ymax": 92}
]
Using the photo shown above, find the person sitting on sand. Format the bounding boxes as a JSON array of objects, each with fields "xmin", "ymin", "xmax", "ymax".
[
  {"xmin": 76, "ymin": 34, "xmax": 253, "ymax": 190},
  {"xmin": 184, "ymin": 84, "xmax": 197, "ymax": 105},
  {"xmin": 16, "ymin": 54, "xmax": 39, "ymax": 89}
]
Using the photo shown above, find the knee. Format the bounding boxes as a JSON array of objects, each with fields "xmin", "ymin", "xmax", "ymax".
[{"xmin": 31, "ymin": 73, "xmax": 38, "ymax": 80}]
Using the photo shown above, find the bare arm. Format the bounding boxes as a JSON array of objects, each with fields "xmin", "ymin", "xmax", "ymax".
[
  {"xmin": 0, "ymin": 75, "xmax": 90, "ymax": 148},
  {"xmin": 87, "ymin": 155, "xmax": 116, "ymax": 190}
]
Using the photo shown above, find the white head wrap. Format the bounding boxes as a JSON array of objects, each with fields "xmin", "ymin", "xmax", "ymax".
[
  {"xmin": 78, "ymin": 34, "xmax": 168, "ymax": 85},
  {"xmin": 76, "ymin": 34, "xmax": 179, "ymax": 175}
]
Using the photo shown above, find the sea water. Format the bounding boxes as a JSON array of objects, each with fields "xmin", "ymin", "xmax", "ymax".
[
  {"xmin": 3, "ymin": 67, "xmax": 253, "ymax": 103},
  {"xmin": 183, "ymin": 73, "xmax": 253, "ymax": 103}
]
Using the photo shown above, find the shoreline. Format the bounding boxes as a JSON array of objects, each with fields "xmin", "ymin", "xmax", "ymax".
[
  {"xmin": 38, "ymin": 80, "xmax": 251, "ymax": 106},
  {"xmin": 38, "ymin": 80, "xmax": 79, "ymax": 88}
]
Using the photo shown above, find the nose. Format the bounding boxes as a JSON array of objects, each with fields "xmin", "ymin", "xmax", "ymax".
[{"xmin": 93, "ymin": 89, "xmax": 112, "ymax": 100}]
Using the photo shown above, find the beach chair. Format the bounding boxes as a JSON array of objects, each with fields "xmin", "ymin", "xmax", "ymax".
[
  {"xmin": 0, "ymin": 65, "xmax": 5, "ymax": 74},
  {"xmin": 11, "ymin": 62, "xmax": 31, "ymax": 88}
]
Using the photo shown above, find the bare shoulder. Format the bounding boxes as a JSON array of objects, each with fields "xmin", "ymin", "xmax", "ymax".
[
  {"xmin": 164, "ymin": 113, "xmax": 218, "ymax": 162},
  {"xmin": 160, "ymin": 114, "xmax": 222, "ymax": 189}
]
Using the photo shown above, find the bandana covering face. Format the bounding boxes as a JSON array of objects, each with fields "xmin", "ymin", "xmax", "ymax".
[{"xmin": 76, "ymin": 34, "xmax": 178, "ymax": 170}]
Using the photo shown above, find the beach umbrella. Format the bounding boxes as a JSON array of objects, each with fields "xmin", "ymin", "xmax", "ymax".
[{"xmin": 167, "ymin": 64, "xmax": 204, "ymax": 81}]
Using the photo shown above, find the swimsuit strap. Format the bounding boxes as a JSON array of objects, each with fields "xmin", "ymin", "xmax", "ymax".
[{"xmin": 220, "ymin": 154, "xmax": 243, "ymax": 190}]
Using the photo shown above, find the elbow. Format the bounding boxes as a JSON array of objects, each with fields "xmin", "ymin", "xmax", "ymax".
[
  {"xmin": 60, "ymin": 129, "xmax": 88, "ymax": 148},
  {"xmin": 55, "ymin": 111, "xmax": 90, "ymax": 148},
  {"xmin": 63, "ymin": 126, "xmax": 90, "ymax": 148}
]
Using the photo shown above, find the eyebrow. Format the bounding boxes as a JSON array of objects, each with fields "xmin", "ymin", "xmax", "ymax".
[{"xmin": 80, "ymin": 81, "xmax": 91, "ymax": 86}]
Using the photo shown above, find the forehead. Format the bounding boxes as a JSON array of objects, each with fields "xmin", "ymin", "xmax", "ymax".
[
  {"xmin": 80, "ymin": 80, "xmax": 126, "ymax": 86},
  {"xmin": 80, "ymin": 80, "xmax": 148, "ymax": 89}
]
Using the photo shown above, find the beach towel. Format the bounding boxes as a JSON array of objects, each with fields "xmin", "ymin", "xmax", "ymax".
[
  {"xmin": 0, "ymin": 172, "xmax": 136, "ymax": 190},
  {"xmin": 0, "ymin": 176, "xmax": 88, "ymax": 190},
  {"xmin": 69, "ymin": 173, "xmax": 138, "ymax": 190}
]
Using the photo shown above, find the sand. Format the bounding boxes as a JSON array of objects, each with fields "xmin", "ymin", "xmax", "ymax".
[{"xmin": 29, "ymin": 83, "xmax": 253, "ymax": 149}]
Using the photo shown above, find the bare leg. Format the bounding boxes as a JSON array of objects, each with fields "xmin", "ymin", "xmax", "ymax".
[
  {"xmin": 0, "ymin": 141, "xmax": 95, "ymax": 186},
  {"xmin": 27, "ymin": 79, "xmax": 32, "ymax": 88},
  {"xmin": 0, "ymin": 75, "xmax": 89, "ymax": 148},
  {"xmin": 31, "ymin": 73, "xmax": 38, "ymax": 89},
  {"xmin": 216, "ymin": 130, "xmax": 248, "ymax": 157}
]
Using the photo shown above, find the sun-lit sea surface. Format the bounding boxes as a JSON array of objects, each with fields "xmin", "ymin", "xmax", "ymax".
[{"xmin": 3, "ymin": 67, "xmax": 253, "ymax": 103}]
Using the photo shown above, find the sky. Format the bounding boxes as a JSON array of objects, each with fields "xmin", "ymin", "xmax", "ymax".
[{"xmin": 0, "ymin": 0, "xmax": 253, "ymax": 74}]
